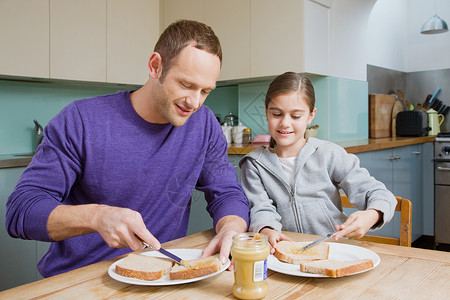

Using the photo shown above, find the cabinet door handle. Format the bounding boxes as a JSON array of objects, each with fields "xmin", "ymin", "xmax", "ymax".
[
  {"xmin": 437, "ymin": 166, "xmax": 450, "ymax": 171},
  {"xmin": 389, "ymin": 155, "xmax": 401, "ymax": 160},
  {"xmin": 413, "ymin": 152, "xmax": 421, "ymax": 155}
]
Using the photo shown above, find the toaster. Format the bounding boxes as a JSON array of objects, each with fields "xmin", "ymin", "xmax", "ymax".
[{"xmin": 396, "ymin": 110, "xmax": 429, "ymax": 137}]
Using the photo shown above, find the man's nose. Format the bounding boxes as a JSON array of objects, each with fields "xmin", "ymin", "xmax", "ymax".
[{"xmin": 186, "ymin": 90, "xmax": 202, "ymax": 111}]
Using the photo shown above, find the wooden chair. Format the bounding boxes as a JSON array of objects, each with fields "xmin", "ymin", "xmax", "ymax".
[{"xmin": 340, "ymin": 194, "xmax": 412, "ymax": 247}]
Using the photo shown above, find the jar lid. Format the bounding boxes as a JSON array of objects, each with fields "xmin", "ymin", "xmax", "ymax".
[{"xmin": 243, "ymin": 128, "xmax": 251, "ymax": 132}]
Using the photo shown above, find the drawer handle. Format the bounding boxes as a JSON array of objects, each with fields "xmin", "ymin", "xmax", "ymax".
[
  {"xmin": 437, "ymin": 166, "xmax": 450, "ymax": 171},
  {"xmin": 389, "ymin": 156, "xmax": 401, "ymax": 160},
  {"xmin": 413, "ymin": 152, "xmax": 421, "ymax": 155}
]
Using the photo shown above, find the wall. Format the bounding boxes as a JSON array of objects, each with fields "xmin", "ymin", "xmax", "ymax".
[{"xmin": 367, "ymin": 0, "xmax": 450, "ymax": 72}]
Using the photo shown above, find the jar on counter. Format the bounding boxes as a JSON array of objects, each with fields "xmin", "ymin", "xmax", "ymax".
[
  {"xmin": 231, "ymin": 233, "xmax": 270, "ymax": 299},
  {"xmin": 242, "ymin": 128, "xmax": 252, "ymax": 145},
  {"xmin": 221, "ymin": 123, "xmax": 232, "ymax": 145}
]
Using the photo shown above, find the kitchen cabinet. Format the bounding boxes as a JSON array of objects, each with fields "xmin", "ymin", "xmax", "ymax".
[
  {"xmin": 162, "ymin": 0, "xmax": 329, "ymax": 81},
  {"xmin": 0, "ymin": 167, "xmax": 49, "ymax": 291},
  {"xmin": 187, "ymin": 154, "xmax": 243, "ymax": 235},
  {"xmin": 354, "ymin": 144, "xmax": 425, "ymax": 242},
  {"xmin": 0, "ymin": 0, "xmax": 49, "ymax": 78},
  {"xmin": 107, "ymin": 0, "xmax": 160, "ymax": 85},
  {"xmin": 1, "ymin": 0, "xmax": 159, "ymax": 85},
  {"xmin": 162, "ymin": 0, "xmax": 251, "ymax": 82},
  {"xmin": 250, "ymin": 0, "xmax": 330, "ymax": 78},
  {"xmin": 50, "ymin": 0, "xmax": 107, "ymax": 82}
]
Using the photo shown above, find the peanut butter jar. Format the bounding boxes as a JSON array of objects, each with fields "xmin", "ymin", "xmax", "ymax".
[{"xmin": 231, "ymin": 233, "xmax": 270, "ymax": 299}]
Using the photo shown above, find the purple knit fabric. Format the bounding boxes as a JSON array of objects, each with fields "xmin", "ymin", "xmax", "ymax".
[{"xmin": 6, "ymin": 91, "xmax": 249, "ymax": 277}]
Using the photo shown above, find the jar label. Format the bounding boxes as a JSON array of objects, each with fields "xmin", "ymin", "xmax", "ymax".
[{"xmin": 253, "ymin": 260, "xmax": 267, "ymax": 282}]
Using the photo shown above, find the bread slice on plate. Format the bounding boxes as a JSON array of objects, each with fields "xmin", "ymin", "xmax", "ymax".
[
  {"xmin": 170, "ymin": 256, "xmax": 223, "ymax": 280},
  {"xmin": 274, "ymin": 241, "xmax": 329, "ymax": 264},
  {"xmin": 115, "ymin": 253, "xmax": 173, "ymax": 280},
  {"xmin": 300, "ymin": 259, "xmax": 374, "ymax": 278}
]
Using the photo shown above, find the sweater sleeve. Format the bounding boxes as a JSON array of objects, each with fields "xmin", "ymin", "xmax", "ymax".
[
  {"xmin": 195, "ymin": 112, "xmax": 249, "ymax": 230},
  {"xmin": 6, "ymin": 103, "xmax": 84, "ymax": 241},
  {"xmin": 240, "ymin": 158, "xmax": 283, "ymax": 233},
  {"xmin": 329, "ymin": 145, "xmax": 397, "ymax": 229}
]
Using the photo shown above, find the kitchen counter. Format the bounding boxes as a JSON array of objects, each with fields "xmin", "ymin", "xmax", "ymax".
[
  {"xmin": 1, "ymin": 229, "xmax": 449, "ymax": 299},
  {"xmin": 0, "ymin": 154, "xmax": 33, "ymax": 168},
  {"xmin": 228, "ymin": 136, "xmax": 435, "ymax": 155},
  {"xmin": 0, "ymin": 136, "xmax": 435, "ymax": 169}
]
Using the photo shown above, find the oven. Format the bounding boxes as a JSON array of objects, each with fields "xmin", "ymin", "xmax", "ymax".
[{"xmin": 434, "ymin": 133, "xmax": 450, "ymax": 246}]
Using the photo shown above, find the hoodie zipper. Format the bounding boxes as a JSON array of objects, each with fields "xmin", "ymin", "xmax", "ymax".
[{"xmin": 255, "ymin": 161, "xmax": 302, "ymax": 232}]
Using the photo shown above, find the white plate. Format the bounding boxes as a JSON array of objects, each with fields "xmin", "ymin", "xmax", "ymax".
[
  {"xmin": 268, "ymin": 242, "xmax": 380, "ymax": 278},
  {"xmin": 108, "ymin": 249, "xmax": 230, "ymax": 286}
]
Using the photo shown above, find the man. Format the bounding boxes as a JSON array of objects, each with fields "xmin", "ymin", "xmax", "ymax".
[{"xmin": 6, "ymin": 20, "xmax": 249, "ymax": 277}]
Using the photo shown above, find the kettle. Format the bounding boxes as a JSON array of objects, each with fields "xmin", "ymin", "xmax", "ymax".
[
  {"xmin": 33, "ymin": 119, "xmax": 43, "ymax": 153},
  {"xmin": 427, "ymin": 108, "xmax": 445, "ymax": 136}
]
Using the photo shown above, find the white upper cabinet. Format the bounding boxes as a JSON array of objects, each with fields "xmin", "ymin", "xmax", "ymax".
[
  {"xmin": 162, "ymin": 0, "xmax": 204, "ymax": 28},
  {"xmin": 251, "ymin": 0, "xmax": 330, "ymax": 78},
  {"xmin": 50, "ymin": 0, "xmax": 107, "ymax": 82},
  {"xmin": 204, "ymin": 0, "xmax": 250, "ymax": 81},
  {"xmin": 0, "ymin": 0, "xmax": 50, "ymax": 78},
  {"xmin": 107, "ymin": 0, "xmax": 160, "ymax": 85}
]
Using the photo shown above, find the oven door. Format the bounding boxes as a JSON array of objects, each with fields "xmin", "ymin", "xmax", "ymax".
[
  {"xmin": 435, "ymin": 161, "xmax": 450, "ymax": 185},
  {"xmin": 435, "ymin": 185, "xmax": 450, "ymax": 244}
]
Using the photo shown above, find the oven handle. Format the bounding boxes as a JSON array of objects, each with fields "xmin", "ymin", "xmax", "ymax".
[{"xmin": 437, "ymin": 166, "xmax": 450, "ymax": 171}]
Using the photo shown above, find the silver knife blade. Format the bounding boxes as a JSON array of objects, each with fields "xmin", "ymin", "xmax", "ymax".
[
  {"xmin": 299, "ymin": 232, "xmax": 339, "ymax": 252},
  {"xmin": 140, "ymin": 240, "xmax": 186, "ymax": 266}
]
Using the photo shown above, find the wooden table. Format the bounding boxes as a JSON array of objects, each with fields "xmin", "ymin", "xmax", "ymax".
[{"xmin": 1, "ymin": 229, "xmax": 449, "ymax": 299}]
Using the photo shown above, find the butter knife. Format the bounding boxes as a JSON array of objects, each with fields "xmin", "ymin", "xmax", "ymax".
[
  {"xmin": 141, "ymin": 240, "xmax": 186, "ymax": 266},
  {"xmin": 299, "ymin": 232, "xmax": 339, "ymax": 252}
]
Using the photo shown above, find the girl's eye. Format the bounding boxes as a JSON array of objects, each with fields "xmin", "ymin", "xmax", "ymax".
[
  {"xmin": 292, "ymin": 115, "xmax": 301, "ymax": 119},
  {"xmin": 272, "ymin": 113, "xmax": 282, "ymax": 117}
]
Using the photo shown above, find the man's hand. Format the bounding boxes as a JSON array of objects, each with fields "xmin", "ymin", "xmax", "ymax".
[
  {"xmin": 259, "ymin": 227, "xmax": 292, "ymax": 254},
  {"xmin": 334, "ymin": 209, "xmax": 382, "ymax": 240},
  {"xmin": 47, "ymin": 204, "xmax": 160, "ymax": 251},
  {"xmin": 201, "ymin": 215, "xmax": 247, "ymax": 266}
]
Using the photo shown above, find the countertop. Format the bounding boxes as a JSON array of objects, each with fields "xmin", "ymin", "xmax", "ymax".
[
  {"xmin": 228, "ymin": 136, "xmax": 435, "ymax": 155},
  {"xmin": 0, "ymin": 136, "xmax": 435, "ymax": 169},
  {"xmin": 1, "ymin": 229, "xmax": 449, "ymax": 299}
]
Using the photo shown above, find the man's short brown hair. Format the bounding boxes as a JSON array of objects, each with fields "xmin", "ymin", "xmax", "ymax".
[{"xmin": 154, "ymin": 19, "xmax": 222, "ymax": 82}]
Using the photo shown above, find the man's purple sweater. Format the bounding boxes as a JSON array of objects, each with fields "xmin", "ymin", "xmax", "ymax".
[{"xmin": 6, "ymin": 91, "xmax": 249, "ymax": 277}]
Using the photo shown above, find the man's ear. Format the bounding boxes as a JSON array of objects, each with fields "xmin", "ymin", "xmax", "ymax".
[{"xmin": 148, "ymin": 52, "xmax": 162, "ymax": 79}]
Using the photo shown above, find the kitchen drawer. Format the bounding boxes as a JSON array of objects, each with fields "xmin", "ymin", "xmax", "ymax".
[{"xmin": 435, "ymin": 161, "xmax": 450, "ymax": 185}]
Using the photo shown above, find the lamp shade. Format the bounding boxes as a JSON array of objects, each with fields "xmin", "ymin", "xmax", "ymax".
[{"xmin": 421, "ymin": 14, "xmax": 448, "ymax": 34}]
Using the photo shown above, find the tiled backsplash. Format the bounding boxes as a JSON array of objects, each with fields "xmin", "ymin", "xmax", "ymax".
[
  {"xmin": 237, "ymin": 76, "xmax": 368, "ymax": 142},
  {"xmin": 1, "ymin": 74, "xmax": 369, "ymax": 155}
]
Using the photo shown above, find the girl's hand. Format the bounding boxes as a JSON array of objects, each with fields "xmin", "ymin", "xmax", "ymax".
[
  {"xmin": 334, "ymin": 209, "xmax": 382, "ymax": 240},
  {"xmin": 260, "ymin": 227, "xmax": 293, "ymax": 254}
]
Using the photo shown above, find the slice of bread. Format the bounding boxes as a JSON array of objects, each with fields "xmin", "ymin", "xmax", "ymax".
[
  {"xmin": 115, "ymin": 253, "xmax": 173, "ymax": 281},
  {"xmin": 300, "ymin": 259, "xmax": 374, "ymax": 278},
  {"xmin": 274, "ymin": 241, "xmax": 330, "ymax": 264},
  {"xmin": 169, "ymin": 256, "xmax": 223, "ymax": 280}
]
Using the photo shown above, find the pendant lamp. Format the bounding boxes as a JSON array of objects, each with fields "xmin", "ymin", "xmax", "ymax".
[{"xmin": 421, "ymin": 0, "xmax": 448, "ymax": 34}]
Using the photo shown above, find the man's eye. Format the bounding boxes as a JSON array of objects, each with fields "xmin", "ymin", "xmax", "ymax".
[
  {"xmin": 201, "ymin": 90, "xmax": 211, "ymax": 95},
  {"xmin": 292, "ymin": 116, "xmax": 301, "ymax": 119},
  {"xmin": 181, "ymin": 82, "xmax": 191, "ymax": 88},
  {"xmin": 272, "ymin": 113, "xmax": 282, "ymax": 117}
]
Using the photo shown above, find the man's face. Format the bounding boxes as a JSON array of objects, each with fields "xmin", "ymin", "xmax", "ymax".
[{"xmin": 151, "ymin": 45, "xmax": 221, "ymax": 127}]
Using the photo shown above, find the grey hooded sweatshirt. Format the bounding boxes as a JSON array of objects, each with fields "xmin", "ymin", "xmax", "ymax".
[{"xmin": 239, "ymin": 138, "xmax": 397, "ymax": 235}]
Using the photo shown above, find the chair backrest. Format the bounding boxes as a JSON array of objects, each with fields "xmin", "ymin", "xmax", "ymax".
[{"xmin": 340, "ymin": 194, "xmax": 412, "ymax": 247}]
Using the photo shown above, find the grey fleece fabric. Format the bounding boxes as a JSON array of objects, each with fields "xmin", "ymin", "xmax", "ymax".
[{"xmin": 239, "ymin": 138, "xmax": 397, "ymax": 235}]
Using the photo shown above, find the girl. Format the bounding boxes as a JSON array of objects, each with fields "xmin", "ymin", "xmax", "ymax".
[{"xmin": 239, "ymin": 72, "xmax": 396, "ymax": 252}]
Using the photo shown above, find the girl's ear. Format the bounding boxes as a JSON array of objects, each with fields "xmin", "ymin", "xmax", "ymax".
[
  {"xmin": 307, "ymin": 107, "xmax": 317, "ymax": 126},
  {"xmin": 265, "ymin": 108, "xmax": 268, "ymax": 121},
  {"xmin": 148, "ymin": 52, "xmax": 163, "ymax": 79}
]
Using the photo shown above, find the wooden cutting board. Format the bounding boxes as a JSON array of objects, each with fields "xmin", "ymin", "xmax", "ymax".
[{"xmin": 369, "ymin": 94, "xmax": 396, "ymax": 138}]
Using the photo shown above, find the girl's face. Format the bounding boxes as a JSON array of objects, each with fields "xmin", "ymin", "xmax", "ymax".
[{"xmin": 266, "ymin": 91, "xmax": 316, "ymax": 157}]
